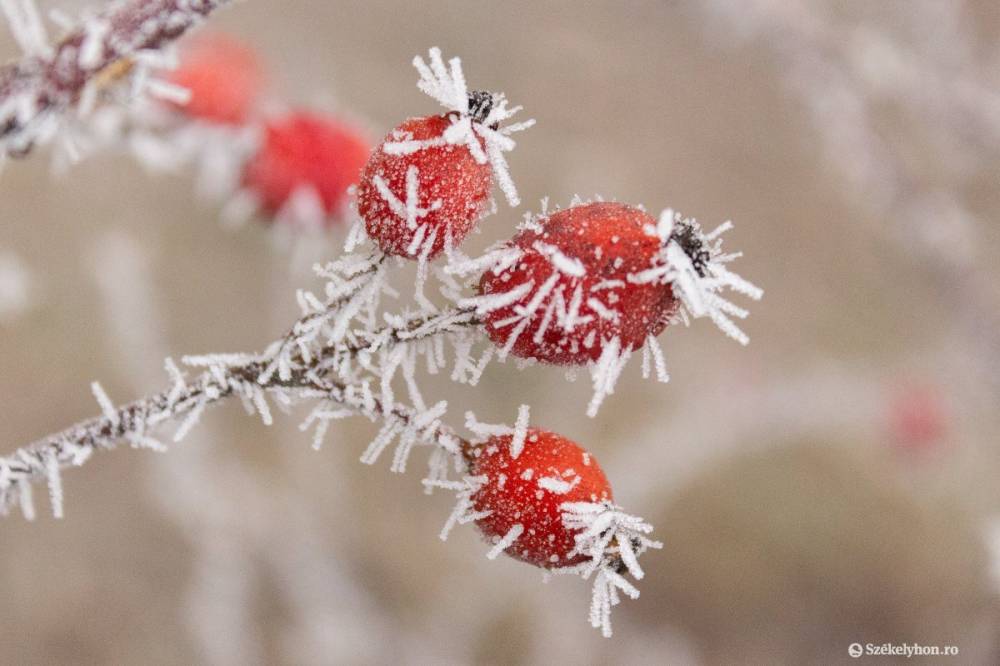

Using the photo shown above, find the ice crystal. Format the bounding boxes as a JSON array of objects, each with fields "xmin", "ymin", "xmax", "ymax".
[
  {"xmin": 383, "ymin": 47, "xmax": 534, "ymax": 207},
  {"xmin": 557, "ymin": 501, "xmax": 663, "ymax": 637},
  {"xmin": 635, "ymin": 209, "xmax": 764, "ymax": 345}
]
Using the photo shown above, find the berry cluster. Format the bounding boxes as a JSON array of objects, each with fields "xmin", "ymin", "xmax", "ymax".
[
  {"xmin": 340, "ymin": 48, "xmax": 760, "ymax": 634},
  {"xmin": 0, "ymin": 33, "xmax": 762, "ymax": 640},
  {"xmin": 136, "ymin": 32, "xmax": 372, "ymax": 229}
]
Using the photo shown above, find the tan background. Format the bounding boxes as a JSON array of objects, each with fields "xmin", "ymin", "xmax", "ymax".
[{"xmin": 2, "ymin": 1, "xmax": 1000, "ymax": 664}]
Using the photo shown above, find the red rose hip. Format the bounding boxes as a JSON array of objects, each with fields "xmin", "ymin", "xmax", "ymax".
[
  {"xmin": 470, "ymin": 428, "xmax": 612, "ymax": 568},
  {"xmin": 168, "ymin": 33, "xmax": 265, "ymax": 125},
  {"xmin": 242, "ymin": 111, "xmax": 370, "ymax": 222},
  {"xmin": 356, "ymin": 48, "xmax": 533, "ymax": 259},
  {"xmin": 356, "ymin": 113, "xmax": 493, "ymax": 258},
  {"xmin": 478, "ymin": 202, "xmax": 678, "ymax": 365}
]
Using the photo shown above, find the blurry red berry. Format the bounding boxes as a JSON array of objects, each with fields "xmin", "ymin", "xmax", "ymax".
[
  {"xmin": 168, "ymin": 33, "xmax": 265, "ymax": 125},
  {"xmin": 479, "ymin": 202, "xmax": 678, "ymax": 364},
  {"xmin": 471, "ymin": 428, "xmax": 612, "ymax": 568},
  {"xmin": 887, "ymin": 382, "xmax": 948, "ymax": 456},
  {"xmin": 242, "ymin": 111, "xmax": 370, "ymax": 221},
  {"xmin": 356, "ymin": 114, "xmax": 493, "ymax": 259}
]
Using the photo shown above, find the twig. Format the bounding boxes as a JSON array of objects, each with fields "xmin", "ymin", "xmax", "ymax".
[
  {"xmin": 0, "ymin": 271, "xmax": 480, "ymax": 513},
  {"xmin": 0, "ymin": 0, "xmax": 233, "ymax": 157}
]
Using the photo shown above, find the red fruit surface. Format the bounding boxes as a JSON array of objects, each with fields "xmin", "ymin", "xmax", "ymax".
[
  {"xmin": 168, "ymin": 33, "xmax": 265, "ymax": 125},
  {"xmin": 479, "ymin": 202, "xmax": 677, "ymax": 365},
  {"xmin": 242, "ymin": 112, "xmax": 370, "ymax": 220},
  {"xmin": 356, "ymin": 114, "xmax": 493, "ymax": 259},
  {"xmin": 471, "ymin": 429, "xmax": 612, "ymax": 568}
]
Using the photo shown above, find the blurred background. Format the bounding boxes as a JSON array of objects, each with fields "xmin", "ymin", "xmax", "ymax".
[{"xmin": 2, "ymin": 0, "xmax": 1000, "ymax": 663}]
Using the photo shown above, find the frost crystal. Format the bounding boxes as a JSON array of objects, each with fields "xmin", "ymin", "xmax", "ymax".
[
  {"xmin": 0, "ymin": 33, "xmax": 769, "ymax": 641},
  {"xmin": 636, "ymin": 209, "xmax": 764, "ymax": 345},
  {"xmin": 383, "ymin": 47, "xmax": 535, "ymax": 207},
  {"xmin": 557, "ymin": 501, "xmax": 663, "ymax": 637}
]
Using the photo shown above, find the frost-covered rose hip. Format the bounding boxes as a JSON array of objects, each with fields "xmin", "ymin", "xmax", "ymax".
[
  {"xmin": 242, "ymin": 111, "xmax": 370, "ymax": 222},
  {"xmin": 356, "ymin": 48, "xmax": 533, "ymax": 259},
  {"xmin": 357, "ymin": 112, "xmax": 493, "ymax": 258},
  {"xmin": 168, "ymin": 33, "xmax": 265, "ymax": 125},
  {"xmin": 479, "ymin": 202, "xmax": 678, "ymax": 365},
  {"xmin": 470, "ymin": 428, "xmax": 612, "ymax": 568}
]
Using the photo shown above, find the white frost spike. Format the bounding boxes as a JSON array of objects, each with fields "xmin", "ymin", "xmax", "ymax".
[
  {"xmin": 360, "ymin": 419, "xmax": 403, "ymax": 465},
  {"xmin": 45, "ymin": 452, "xmax": 63, "ymax": 519},
  {"xmin": 387, "ymin": 48, "xmax": 533, "ymax": 207},
  {"xmin": 537, "ymin": 475, "xmax": 579, "ymax": 494},
  {"xmin": 589, "ymin": 566, "xmax": 640, "ymax": 637},
  {"xmin": 534, "ymin": 241, "xmax": 585, "ymax": 277},
  {"xmin": 562, "ymin": 501, "xmax": 662, "ymax": 579},
  {"xmin": 460, "ymin": 280, "xmax": 533, "ymax": 315},
  {"xmin": 655, "ymin": 208, "xmax": 675, "ymax": 240},
  {"xmin": 587, "ymin": 338, "xmax": 629, "ymax": 418},
  {"xmin": 558, "ymin": 501, "xmax": 663, "ymax": 637},
  {"xmin": 173, "ymin": 400, "xmax": 206, "ymax": 443},
  {"xmin": 644, "ymin": 335, "xmax": 669, "ymax": 383},
  {"xmin": 464, "ymin": 411, "xmax": 514, "ymax": 439},
  {"xmin": 486, "ymin": 523, "xmax": 523, "ymax": 560},
  {"xmin": 431, "ymin": 474, "xmax": 489, "ymax": 541},
  {"xmin": 642, "ymin": 212, "xmax": 762, "ymax": 345},
  {"xmin": 509, "ymin": 404, "xmax": 530, "ymax": 458},
  {"xmin": 144, "ymin": 79, "xmax": 192, "ymax": 105},
  {"xmin": 371, "ymin": 168, "xmax": 441, "ymax": 234},
  {"xmin": 412, "ymin": 47, "xmax": 468, "ymax": 113},
  {"xmin": 250, "ymin": 387, "xmax": 273, "ymax": 426},
  {"xmin": 91, "ymin": 381, "xmax": 119, "ymax": 428},
  {"xmin": 78, "ymin": 19, "xmax": 111, "ymax": 69},
  {"xmin": 1, "ymin": 0, "xmax": 50, "ymax": 57},
  {"xmin": 17, "ymin": 478, "xmax": 34, "ymax": 521}
]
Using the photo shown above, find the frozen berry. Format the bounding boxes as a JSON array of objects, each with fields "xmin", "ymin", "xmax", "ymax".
[
  {"xmin": 242, "ymin": 111, "xmax": 370, "ymax": 221},
  {"xmin": 478, "ymin": 202, "xmax": 679, "ymax": 365},
  {"xmin": 168, "ymin": 33, "xmax": 265, "ymax": 125},
  {"xmin": 356, "ymin": 112, "xmax": 493, "ymax": 259},
  {"xmin": 470, "ymin": 428, "xmax": 612, "ymax": 568}
]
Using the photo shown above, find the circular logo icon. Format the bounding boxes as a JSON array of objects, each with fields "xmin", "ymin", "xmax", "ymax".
[{"xmin": 848, "ymin": 643, "xmax": 863, "ymax": 658}]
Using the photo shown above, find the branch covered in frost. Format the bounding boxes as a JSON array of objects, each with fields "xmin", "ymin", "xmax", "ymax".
[
  {"xmin": 0, "ymin": 0, "xmax": 232, "ymax": 157},
  {"xmin": 0, "ymin": 255, "xmax": 482, "ymax": 516}
]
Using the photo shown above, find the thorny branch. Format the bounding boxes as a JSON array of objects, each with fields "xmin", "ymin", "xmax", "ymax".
[
  {"xmin": 0, "ymin": 255, "xmax": 481, "ymax": 515},
  {"xmin": 0, "ymin": 0, "xmax": 232, "ymax": 157}
]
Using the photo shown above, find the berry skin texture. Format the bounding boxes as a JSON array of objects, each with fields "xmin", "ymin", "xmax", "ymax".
[
  {"xmin": 356, "ymin": 114, "xmax": 493, "ymax": 259},
  {"xmin": 479, "ymin": 202, "xmax": 677, "ymax": 365},
  {"xmin": 168, "ymin": 33, "xmax": 265, "ymax": 125},
  {"xmin": 471, "ymin": 429, "xmax": 612, "ymax": 568},
  {"xmin": 242, "ymin": 111, "xmax": 371, "ymax": 220}
]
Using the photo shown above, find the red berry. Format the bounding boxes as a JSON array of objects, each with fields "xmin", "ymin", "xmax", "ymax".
[
  {"xmin": 168, "ymin": 33, "xmax": 265, "ymax": 125},
  {"xmin": 356, "ymin": 114, "xmax": 493, "ymax": 259},
  {"xmin": 470, "ymin": 428, "xmax": 612, "ymax": 568},
  {"xmin": 887, "ymin": 382, "xmax": 948, "ymax": 456},
  {"xmin": 242, "ymin": 111, "xmax": 370, "ymax": 221},
  {"xmin": 478, "ymin": 202, "xmax": 677, "ymax": 365}
]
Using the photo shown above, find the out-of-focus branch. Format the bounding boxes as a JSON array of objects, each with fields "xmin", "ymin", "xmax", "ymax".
[{"xmin": 0, "ymin": 0, "xmax": 232, "ymax": 157}]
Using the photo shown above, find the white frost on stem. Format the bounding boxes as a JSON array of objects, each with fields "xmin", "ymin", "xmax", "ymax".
[
  {"xmin": 0, "ymin": 0, "xmax": 234, "ymax": 157},
  {"xmin": 634, "ymin": 209, "xmax": 763, "ymax": 345},
  {"xmin": 555, "ymin": 501, "xmax": 663, "ymax": 637}
]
